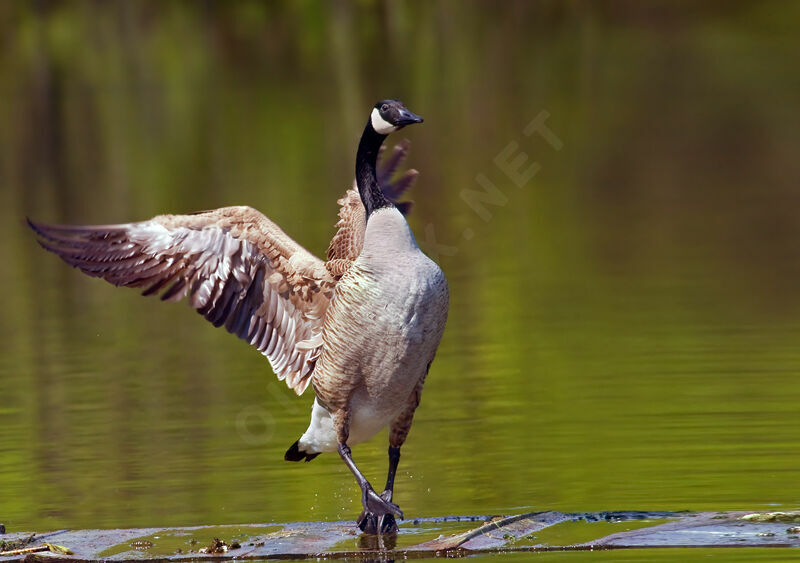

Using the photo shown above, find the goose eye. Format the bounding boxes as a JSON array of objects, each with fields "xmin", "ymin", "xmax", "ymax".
[{"xmin": 381, "ymin": 104, "xmax": 389, "ymax": 112}]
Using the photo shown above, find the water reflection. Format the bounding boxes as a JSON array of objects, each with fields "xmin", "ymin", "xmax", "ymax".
[{"xmin": 1, "ymin": 1, "xmax": 799, "ymax": 532}]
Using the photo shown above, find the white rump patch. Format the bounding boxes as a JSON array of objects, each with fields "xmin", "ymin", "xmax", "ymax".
[
  {"xmin": 371, "ymin": 108, "xmax": 398, "ymax": 135},
  {"xmin": 298, "ymin": 399, "xmax": 337, "ymax": 453}
]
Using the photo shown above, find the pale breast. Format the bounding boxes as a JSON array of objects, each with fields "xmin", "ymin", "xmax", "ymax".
[{"xmin": 313, "ymin": 214, "xmax": 449, "ymax": 423}]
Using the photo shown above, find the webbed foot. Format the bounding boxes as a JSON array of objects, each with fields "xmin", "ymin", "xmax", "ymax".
[{"xmin": 357, "ymin": 487, "xmax": 402, "ymax": 535}]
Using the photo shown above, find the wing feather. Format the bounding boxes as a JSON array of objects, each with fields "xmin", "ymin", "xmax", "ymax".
[{"xmin": 29, "ymin": 206, "xmax": 335, "ymax": 395}]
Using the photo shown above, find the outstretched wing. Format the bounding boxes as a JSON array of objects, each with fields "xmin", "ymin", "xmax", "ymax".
[
  {"xmin": 29, "ymin": 206, "xmax": 335, "ymax": 395},
  {"xmin": 325, "ymin": 140, "xmax": 418, "ymax": 275}
]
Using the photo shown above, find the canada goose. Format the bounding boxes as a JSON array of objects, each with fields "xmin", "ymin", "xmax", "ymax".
[{"xmin": 29, "ymin": 100, "xmax": 449, "ymax": 535}]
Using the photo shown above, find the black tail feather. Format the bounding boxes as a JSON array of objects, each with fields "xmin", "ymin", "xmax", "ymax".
[{"xmin": 284, "ymin": 440, "xmax": 320, "ymax": 462}]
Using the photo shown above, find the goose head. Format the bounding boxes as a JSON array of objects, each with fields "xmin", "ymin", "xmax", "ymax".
[{"xmin": 370, "ymin": 99, "xmax": 423, "ymax": 135}]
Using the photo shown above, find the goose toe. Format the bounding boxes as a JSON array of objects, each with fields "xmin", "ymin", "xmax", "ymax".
[
  {"xmin": 357, "ymin": 487, "xmax": 403, "ymax": 535},
  {"xmin": 357, "ymin": 511, "xmax": 399, "ymax": 535}
]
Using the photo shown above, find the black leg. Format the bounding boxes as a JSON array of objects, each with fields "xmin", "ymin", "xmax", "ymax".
[
  {"xmin": 382, "ymin": 446, "xmax": 401, "ymax": 500},
  {"xmin": 338, "ymin": 444, "xmax": 403, "ymax": 535},
  {"xmin": 376, "ymin": 446, "xmax": 401, "ymax": 534}
]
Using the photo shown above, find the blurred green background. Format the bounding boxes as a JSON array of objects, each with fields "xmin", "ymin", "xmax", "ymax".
[{"xmin": 1, "ymin": 0, "xmax": 799, "ymax": 534}]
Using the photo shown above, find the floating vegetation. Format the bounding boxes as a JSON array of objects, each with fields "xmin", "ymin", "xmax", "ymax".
[
  {"xmin": 741, "ymin": 511, "xmax": 800, "ymax": 523},
  {"xmin": 4, "ymin": 510, "xmax": 800, "ymax": 561},
  {"xmin": 0, "ymin": 542, "xmax": 73, "ymax": 557},
  {"xmin": 199, "ymin": 538, "xmax": 241, "ymax": 554},
  {"xmin": 0, "ymin": 533, "xmax": 35, "ymax": 553},
  {"xmin": 96, "ymin": 525, "xmax": 280, "ymax": 558}
]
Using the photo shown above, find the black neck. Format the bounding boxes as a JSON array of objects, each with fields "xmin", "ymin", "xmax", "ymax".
[{"xmin": 356, "ymin": 120, "xmax": 393, "ymax": 218}]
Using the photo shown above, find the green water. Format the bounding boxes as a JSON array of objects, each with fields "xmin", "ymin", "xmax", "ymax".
[{"xmin": 1, "ymin": 1, "xmax": 800, "ymax": 555}]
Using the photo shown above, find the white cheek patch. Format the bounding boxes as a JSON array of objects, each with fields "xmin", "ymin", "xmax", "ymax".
[{"xmin": 371, "ymin": 108, "xmax": 399, "ymax": 135}]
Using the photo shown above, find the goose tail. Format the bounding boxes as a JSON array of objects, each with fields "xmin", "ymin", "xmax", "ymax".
[{"xmin": 284, "ymin": 440, "xmax": 320, "ymax": 462}]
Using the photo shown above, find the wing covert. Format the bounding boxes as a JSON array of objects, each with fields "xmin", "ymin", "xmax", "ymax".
[{"xmin": 29, "ymin": 206, "xmax": 335, "ymax": 394}]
